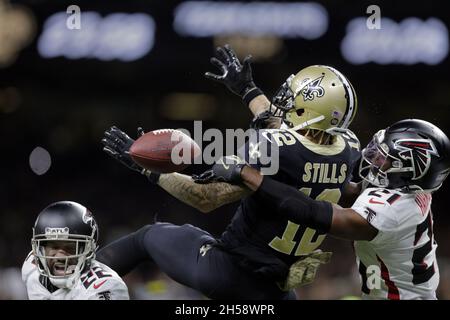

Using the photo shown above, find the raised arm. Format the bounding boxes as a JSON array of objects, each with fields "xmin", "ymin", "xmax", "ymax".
[{"xmin": 205, "ymin": 44, "xmax": 281, "ymax": 129}]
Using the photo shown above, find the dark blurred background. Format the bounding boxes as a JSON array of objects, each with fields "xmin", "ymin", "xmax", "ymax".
[{"xmin": 1, "ymin": 0, "xmax": 449, "ymax": 299}]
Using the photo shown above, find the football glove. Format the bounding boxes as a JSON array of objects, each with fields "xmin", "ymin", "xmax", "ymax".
[
  {"xmin": 101, "ymin": 126, "xmax": 145, "ymax": 174},
  {"xmin": 205, "ymin": 44, "xmax": 262, "ymax": 104},
  {"xmin": 193, "ymin": 155, "xmax": 247, "ymax": 184}
]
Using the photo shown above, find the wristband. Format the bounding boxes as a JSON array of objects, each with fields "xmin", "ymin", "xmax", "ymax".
[
  {"xmin": 148, "ymin": 172, "xmax": 161, "ymax": 184},
  {"xmin": 143, "ymin": 169, "xmax": 161, "ymax": 184},
  {"xmin": 243, "ymin": 87, "xmax": 264, "ymax": 106}
]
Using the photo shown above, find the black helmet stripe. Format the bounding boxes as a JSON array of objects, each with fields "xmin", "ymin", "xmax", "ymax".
[{"xmin": 324, "ymin": 66, "xmax": 356, "ymax": 128}]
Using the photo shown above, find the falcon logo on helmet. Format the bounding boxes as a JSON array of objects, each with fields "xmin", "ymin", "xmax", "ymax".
[
  {"xmin": 300, "ymin": 76, "xmax": 325, "ymax": 101},
  {"xmin": 359, "ymin": 119, "xmax": 450, "ymax": 192},
  {"xmin": 394, "ymin": 139, "xmax": 439, "ymax": 180}
]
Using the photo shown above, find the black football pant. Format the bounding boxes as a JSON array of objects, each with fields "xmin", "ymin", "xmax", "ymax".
[{"xmin": 97, "ymin": 222, "xmax": 296, "ymax": 300}]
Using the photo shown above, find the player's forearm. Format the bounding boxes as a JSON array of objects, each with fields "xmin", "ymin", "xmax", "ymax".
[
  {"xmin": 248, "ymin": 94, "xmax": 271, "ymax": 116},
  {"xmin": 242, "ymin": 166, "xmax": 377, "ymax": 240},
  {"xmin": 248, "ymin": 95, "xmax": 282, "ymax": 129},
  {"xmin": 157, "ymin": 172, "xmax": 249, "ymax": 213},
  {"xmin": 241, "ymin": 166, "xmax": 333, "ymax": 233},
  {"xmin": 329, "ymin": 206, "xmax": 377, "ymax": 241},
  {"xmin": 255, "ymin": 176, "xmax": 333, "ymax": 233}
]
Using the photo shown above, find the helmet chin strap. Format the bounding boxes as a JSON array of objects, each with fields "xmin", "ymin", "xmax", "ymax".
[{"xmin": 290, "ymin": 115, "xmax": 325, "ymax": 132}]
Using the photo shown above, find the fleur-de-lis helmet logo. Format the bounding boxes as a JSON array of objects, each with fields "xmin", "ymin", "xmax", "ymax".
[{"xmin": 300, "ymin": 76, "xmax": 325, "ymax": 101}]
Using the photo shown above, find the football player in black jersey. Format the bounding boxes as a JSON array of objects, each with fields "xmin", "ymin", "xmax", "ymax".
[
  {"xmin": 204, "ymin": 119, "xmax": 450, "ymax": 300},
  {"xmin": 97, "ymin": 45, "xmax": 362, "ymax": 299}
]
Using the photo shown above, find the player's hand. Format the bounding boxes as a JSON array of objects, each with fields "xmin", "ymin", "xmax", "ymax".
[
  {"xmin": 205, "ymin": 44, "xmax": 258, "ymax": 99},
  {"xmin": 193, "ymin": 155, "xmax": 247, "ymax": 184},
  {"xmin": 102, "ymin": 126, "xmax": 145, "ymax": 173}
]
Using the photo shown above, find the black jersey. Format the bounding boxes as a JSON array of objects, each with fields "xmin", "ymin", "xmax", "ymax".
[{"xmin": 218, "ymin": 128, "xmax": 361, "ymax": 280}]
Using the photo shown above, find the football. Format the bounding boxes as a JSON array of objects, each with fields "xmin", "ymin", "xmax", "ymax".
[{"xmin": 129, "ymin": 129, "xmax": 201, "ymax": 173}]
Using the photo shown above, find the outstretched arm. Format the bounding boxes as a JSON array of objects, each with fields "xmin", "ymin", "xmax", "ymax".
[
  {"xmin": 240, "ymin": 166, "xmax": 378, "ymax": 240},
  {"xmin": 152, "ymin": 172, "xmax": 250, "ymax": 213},
  {"xmin": 101, "ymin": 126, "xmax": 250, "ymax": 213}
]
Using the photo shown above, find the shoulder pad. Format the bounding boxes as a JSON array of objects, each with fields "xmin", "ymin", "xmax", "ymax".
[{"xmin": 352, "ymin": 188, "xmax": 400, "ymax": 232}]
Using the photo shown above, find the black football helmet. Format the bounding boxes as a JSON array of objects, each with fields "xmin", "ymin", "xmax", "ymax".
[
  {"xmin": 31, "ymin": 201, "xmax": 99, "ymax": 288},
  {"xmin": 359, "ymin": 119, "xmax": 450, "ymax": 192}
]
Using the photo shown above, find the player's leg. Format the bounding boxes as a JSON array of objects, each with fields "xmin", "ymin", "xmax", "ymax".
[
  {"xmin": 200, "ymin": 247, "xmax": 297, "ymax": 300},
  {"xmin": 137, "ymin": 222, "xmax": 217, "ymax": 289},
  {"xmin": 97, "ymin": 222, "xmax": 216, "ymax": 289},
  {"xmin": 97, "ymin": 222, "xmax": 297, "ymax": 299}
]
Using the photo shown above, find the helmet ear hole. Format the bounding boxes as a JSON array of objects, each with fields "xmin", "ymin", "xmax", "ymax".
[{"xmin": 296, "ymin": 108, "xmax": 305, "ymax": 116}]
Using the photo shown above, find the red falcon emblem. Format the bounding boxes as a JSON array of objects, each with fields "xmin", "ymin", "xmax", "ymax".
[{"xmin": 394, "ymin": 139, "xmax": 439, "ymax": 180}]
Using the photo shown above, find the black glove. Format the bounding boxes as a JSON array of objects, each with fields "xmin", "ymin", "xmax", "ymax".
[
  {"xmin": 193, "ymin": 156, "xmax": 247, "ymax": 184},
  {"xmin": 101, "ymin": 126, "xmax": 145, "ymax": 173},
  {"xmin": 205, "ymin": 44, "xmax": 263, "ymax": 105}
]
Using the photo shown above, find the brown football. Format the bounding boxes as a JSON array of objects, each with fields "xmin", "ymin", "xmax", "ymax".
[{"xmin": 129, "ymin": 129, "xmax": 201, "ymax": 173}]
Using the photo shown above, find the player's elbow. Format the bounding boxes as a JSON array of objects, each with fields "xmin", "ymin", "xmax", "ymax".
[{"xmin": 195, "ymin": 200, "xmax": 217, "ymax": 213}]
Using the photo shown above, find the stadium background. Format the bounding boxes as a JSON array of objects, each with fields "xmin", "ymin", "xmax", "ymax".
[{"xmin": 1, "ymin": 0, "xmax": 450, "ymax": 299}]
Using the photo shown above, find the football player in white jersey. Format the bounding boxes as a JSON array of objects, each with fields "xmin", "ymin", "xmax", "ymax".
[
  {"xmin": 200, "ymin": 119, "xmax": 450, "ymax": 300},
  {"xmin": 22, "ymin": 201, "xmax": 129, "ymax": 300}
]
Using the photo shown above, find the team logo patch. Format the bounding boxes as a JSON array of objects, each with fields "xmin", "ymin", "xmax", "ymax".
[
  {"xmin": 364, "ymin": 207, "xmax": 377, "ymax": 223},
  {"xmin": 394, "ymin": 139, "xmax": 439, "ymax": 180},
  {"xmin": 82, "ymin": 209, "xmax": 94, "ymax": 224},
  {"xmin": 97, "ymin": 291, "xmax": 112, "ymax": 300},
  {"xmin": 300, "ymin": 76, "xmax": 325, "ymax": 101},
  {"xmin": 82, "ymin": 209, "xmax": 98, "ymax": 235}
]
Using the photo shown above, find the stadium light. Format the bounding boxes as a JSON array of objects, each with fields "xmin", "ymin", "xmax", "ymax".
[
  {"xmin": 38, "ymin": 12, "xmax": 155, "ymax": 61},
  {"xmin": 0, "ymin": 0, "xmax": 36, "ymax": 67},
  {"xmin": 173, "ymin": 1, "xmax": 328, "ymax": 39},
  {"xmin": 341, "ymin": 17, "xmax": 449, "ymax": 65},
  {"xmin": 29, "ymin": 146, "xmax": 52, "ymax": 176}
]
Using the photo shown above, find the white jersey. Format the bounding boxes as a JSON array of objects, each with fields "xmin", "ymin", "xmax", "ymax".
[
  {"xmin": 22, "ymin": 252, "xmax": 129, "ymax": 300},
  {"xmin": 352, "ymin": 188, "xmax": 439, "ymax": 300}
]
